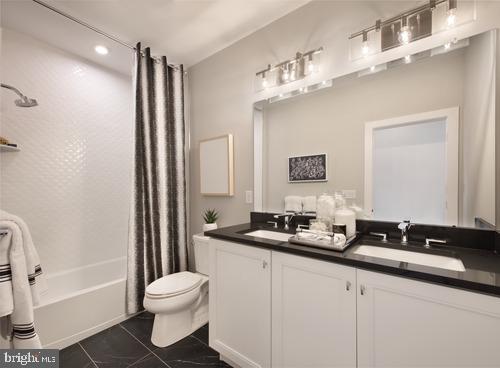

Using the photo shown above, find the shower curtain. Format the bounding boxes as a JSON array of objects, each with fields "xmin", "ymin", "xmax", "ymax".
[{"xmin": 127, "ymin": 43, "xmax": 187, "ymax": 314}]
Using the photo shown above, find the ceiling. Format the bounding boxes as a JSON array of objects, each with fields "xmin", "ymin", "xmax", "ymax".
[{"xmin": 1, "ymin": 0, "xmax": 310, "ymax": 75}]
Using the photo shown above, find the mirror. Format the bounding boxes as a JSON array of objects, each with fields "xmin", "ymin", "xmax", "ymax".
[
  {"xmin": 200, "ymin": 134, "xmax": 234, "ymax": 196},
  {"xmin": 257, "ymin": 30, "xmax": 496, "ymax": 229}
]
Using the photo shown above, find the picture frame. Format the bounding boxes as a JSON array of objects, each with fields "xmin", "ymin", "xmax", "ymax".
[
  {"xmin": 288, "ymin": 153, "xmax": 328, "ymax": 183},
  {"xmin": 199, "ymin": 134, "xmax": 234, "ymax": 196}
]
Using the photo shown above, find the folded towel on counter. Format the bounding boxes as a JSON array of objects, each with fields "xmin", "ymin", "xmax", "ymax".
[
  {"xmin": 0, "ymin": 210, "xmax": 46, "ymax": 348},
  {"xmin": 302, "ymin": 196, "xmax": 317, "ymax": 213},
  {"xmin": 284, "ymin": 196, "xmax": 302, "ymax": 213}
]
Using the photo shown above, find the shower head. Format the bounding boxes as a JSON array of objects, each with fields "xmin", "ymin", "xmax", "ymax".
[
  {"xmin": 1, "ymin": 83, "xmax": 38, "ymax": 108},
  {"xmin": 15, "ymin": 97, "xmax": 38, "ymax": 107}
]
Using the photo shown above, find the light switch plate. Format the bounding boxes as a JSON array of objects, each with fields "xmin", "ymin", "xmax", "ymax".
[
  {"xmin": 342, "ymin": 189, "xmax": 356, "ymax": 199},
  {"xmin": 245, "ymin": 190, "xmax": 253, "ymax": 204}
]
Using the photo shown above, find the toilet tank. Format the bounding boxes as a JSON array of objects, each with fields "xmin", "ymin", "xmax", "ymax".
[{"xmin": 193, "ymin": 234, "xmax": 210, "ymax": 275}]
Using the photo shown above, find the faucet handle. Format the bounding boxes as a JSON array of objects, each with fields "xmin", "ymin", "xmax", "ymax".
[
  {"xmin": 267, "ymin": 221, "xmax": 278, "ymax": 229},
  {"xmin": 398, "ymin": 220, "xmax": 412, "ymax": 230}
]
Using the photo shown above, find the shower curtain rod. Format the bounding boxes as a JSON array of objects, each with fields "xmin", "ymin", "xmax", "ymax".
[{"xmin": 31, "ymin": 0, "xmax": 181, "ymax": 69}]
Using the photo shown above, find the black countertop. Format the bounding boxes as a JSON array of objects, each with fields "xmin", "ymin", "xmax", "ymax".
[{"xmin": 206, "ymin": 222, "xmax": 500, "ymax": 297}]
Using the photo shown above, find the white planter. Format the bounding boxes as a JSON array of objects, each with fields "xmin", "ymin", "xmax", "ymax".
[{"xmin": 203, "ymin": 223, "xmax": 218, "ymax": 232}]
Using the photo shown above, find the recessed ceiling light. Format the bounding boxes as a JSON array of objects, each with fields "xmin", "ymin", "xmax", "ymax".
[{"xmin": 94, "ymin": 45, "xmax": 109, "ymax": 55}]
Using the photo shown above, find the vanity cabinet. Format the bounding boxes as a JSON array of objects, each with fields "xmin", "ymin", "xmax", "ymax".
[
  {"xmin": 209, "ymin": 239, "xmax": 500, "ymax": 368},
  {"xmin": 209, "ymin": 239, "xmax": 271, "ymax": 368},
  {"xmin": 271, "ymin": 252, "xmax": 357, "ymax": 368},
  {"xmin": 357, "ymin": 269, "xmax": 500, "ymax": 367}
]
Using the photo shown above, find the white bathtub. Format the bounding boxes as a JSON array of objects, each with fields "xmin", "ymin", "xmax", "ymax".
[{"xmin": 34, "ymin": 257, "xmax": 129, "ymax": 349}]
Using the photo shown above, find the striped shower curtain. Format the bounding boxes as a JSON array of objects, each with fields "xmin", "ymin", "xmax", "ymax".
[{"xmin": 127, "ymin": 43, "xmax": 187, "ymax": 314}]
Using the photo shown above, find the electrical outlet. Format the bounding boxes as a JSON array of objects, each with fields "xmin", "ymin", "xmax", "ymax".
[
  {"xmin": 245, "ymin": 190, "xmax": 253, "ymax": 204},
  {"xmin": 342, "ymin": 189, "xmax": 356, "ymax": 199}
]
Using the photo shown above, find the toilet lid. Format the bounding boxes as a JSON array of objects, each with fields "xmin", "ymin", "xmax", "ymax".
[{"xmin": 146, "ymin": 271, "xmax": 202, "ymax": 297}]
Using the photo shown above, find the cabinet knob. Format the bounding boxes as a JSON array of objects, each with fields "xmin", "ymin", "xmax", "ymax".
[
  {"xmin": 360, "ymin": 285, "xmax": 366, "ymax": 295},
  {"xmin": 346, "ymin": 281, "xmax": 351, "ymax": 291},
  {"xmin": 262, "ymin": 260, "xmax": 268, "ymax": 269}
]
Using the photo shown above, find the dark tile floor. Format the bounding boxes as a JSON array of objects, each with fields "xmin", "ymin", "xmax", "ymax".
[{"xmin": 60, "ymin": 312, "xmax": 231, "ymax": 368}]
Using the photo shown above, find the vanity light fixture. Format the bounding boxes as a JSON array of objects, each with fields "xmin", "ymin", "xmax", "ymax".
[
  {"xmin": 94, "ymin": 45, "xmax": 109, "ymax": 55},
  {"xmin": 255, "ymin": 47, "xmax": 323, "ymax": 91},
  {"xmin": 349, "ymin": 0, "xmax": 463, "ymax": 55}
]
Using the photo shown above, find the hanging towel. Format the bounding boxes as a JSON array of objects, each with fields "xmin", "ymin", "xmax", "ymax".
[
  {"xmin": 284, "ymin": 196, "xmax": 302, "ymax": 213},
  {"xmin": 302, "ymin": 196, "xmax": 317, "ymax": 213},
  {"xmin": 0, "ymin": 210, "xmax": 46, "ymax": 348}
]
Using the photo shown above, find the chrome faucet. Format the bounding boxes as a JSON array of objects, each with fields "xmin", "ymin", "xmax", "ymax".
[
  {"xmin": 398, "ymin": 220, "xmax": 412, "ymax": 245},
  {"xmin": 274, "ymin": 213, "xmax": 295, "ymax": 230}
]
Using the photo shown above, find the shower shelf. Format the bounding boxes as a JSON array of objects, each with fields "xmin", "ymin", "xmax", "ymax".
[{"xmin": 0, "ymin": 144, "xmax": 20, "ymax": 152}]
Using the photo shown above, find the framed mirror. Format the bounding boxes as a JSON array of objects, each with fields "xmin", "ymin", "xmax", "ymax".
[
  {"xmin": 200, "ymin": 134, "xmax": 234, "ymax": 196},
  {"xmin": 254, "ymin": 29, "xmax": 497, "ymax": 229}
]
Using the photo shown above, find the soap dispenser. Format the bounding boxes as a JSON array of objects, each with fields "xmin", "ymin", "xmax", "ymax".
[{"xmin": 334, "ymin": 197, "xmax": 356, "ymax": 238}]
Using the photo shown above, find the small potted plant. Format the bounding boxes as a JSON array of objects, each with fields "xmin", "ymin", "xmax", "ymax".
[{"xmin": 203, "ymin": 209, "xmax": 219, "ymax": 232}]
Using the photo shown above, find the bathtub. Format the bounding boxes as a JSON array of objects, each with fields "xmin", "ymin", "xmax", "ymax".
[{"xmin": 34, "ymin": 256, "xmax": 129, "ymax": 349}]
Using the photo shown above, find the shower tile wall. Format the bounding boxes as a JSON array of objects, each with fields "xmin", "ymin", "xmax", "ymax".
[{"xmin": 0, "ymin": 29, "xmax": 133, "ymax": 275}]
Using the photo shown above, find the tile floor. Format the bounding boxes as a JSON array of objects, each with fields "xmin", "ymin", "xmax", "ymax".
[{"xmin": 60, "ymin": 312, "xmax": 231, "ymax": 368}]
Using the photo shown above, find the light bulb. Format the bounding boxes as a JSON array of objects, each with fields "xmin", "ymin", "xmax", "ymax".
[
  {"xmin": 398, "ymin": 25, "xmax": 411, "ymax": 45},
  {"xmin": 290, "ymin": 69, "xmax": 296, "ymax": 80},
  {"xmin": 370, "ymin": 65, "xmax": 376, "ymax": 72},
  {"xmin": 307, "ymin": 60, "xmax": 315, "ymax": 73},
  {"xmin": 361, "ymin": 41, "xmax": 370, "ymax": 56},
  {"xmin": 94, "ymin": 45, "xmax": 109, "ymax": 55},
  {"xmin": 446, "ymin": 8, "xmax": 456, "ymax": 28},
  {"xmin": 262, "ymin": 77, "xmax": 268, "ymax": 88},
  {"xmin": 444, "ymin": 42, "xmax": 451, "ymax": 50},
  {"xmin": 404, "ymin": 55, "xmax": 411, "ymax": 64},
  {"xmin": 283, "ymin": 69, "xmax": 289, "ymax": 81}
]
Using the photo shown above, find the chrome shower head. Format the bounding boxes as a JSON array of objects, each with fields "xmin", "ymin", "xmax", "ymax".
[
  {"xmin": 1, "ymin": 83, "xmax": 38, "ymax": 108},
  {"xmin": 15, "ymin": 97, "xmax": 38, "ymax": 107}
]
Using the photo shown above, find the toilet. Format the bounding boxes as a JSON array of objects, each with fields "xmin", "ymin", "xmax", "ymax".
[{"xmin": 143, "ymin": 234, "xmax": 210, "ymax": 347}]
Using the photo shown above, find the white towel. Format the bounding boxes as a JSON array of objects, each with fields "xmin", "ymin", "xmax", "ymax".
[
  {"xmin": 284, "ymin": 196, "xmax": 302, "ymax": 213},
  {"xmin": 0, "ymin": 210, "xmax": 46, "ymax": 348},
  {"xmin": 302, "ymin": 196, "xmax": 317, "ymax": 213}
]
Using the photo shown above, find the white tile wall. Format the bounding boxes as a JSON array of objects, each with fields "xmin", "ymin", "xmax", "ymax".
[{"xmin": 0, "ymin": 29, "xmax": 133, "ymax": 275}]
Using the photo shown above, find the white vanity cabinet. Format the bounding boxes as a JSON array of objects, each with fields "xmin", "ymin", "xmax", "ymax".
[
  {"xmin": 357, "ymin": 269, "xmax": 500, "ymax": 368},
  {"xmin": 209, "ymin": 238, "xmax": 500, "ymax": 368},
  {"xmin": 271, "ymin": 252, "xmax": 357, "ymax": 368},
  {"xmin": 209, "ymin": 239, "xmax": 272, "ymax": 368}
]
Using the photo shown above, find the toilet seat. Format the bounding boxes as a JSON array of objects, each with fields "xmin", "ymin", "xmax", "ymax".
[{"xmin": 146, "ymin": 271, "xmax": 202, "ymax": 299}]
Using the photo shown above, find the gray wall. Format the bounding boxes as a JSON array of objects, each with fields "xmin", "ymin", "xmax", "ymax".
[{"xmin": 188, "ymin": 1, "xmax": 500, "ymax": 237}]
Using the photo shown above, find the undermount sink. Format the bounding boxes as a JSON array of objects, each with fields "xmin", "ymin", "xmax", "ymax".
[
  {"xmin": 353, "ymin": 245, "xmax": 465, "ymax": 272},
  {"xmin": 245, "ymin": 230, "xmax": 292, "ymax": 242}
]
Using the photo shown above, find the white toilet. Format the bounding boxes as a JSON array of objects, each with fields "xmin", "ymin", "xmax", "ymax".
[{"xmin": 143, "ymin": 234, "xmax": 210, "ymax": 347}]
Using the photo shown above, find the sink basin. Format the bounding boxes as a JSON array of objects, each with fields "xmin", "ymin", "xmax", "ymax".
[
  {"xmin": 245, "ymin": 230, "xmax": 292, "ymax": 242},
  {"xmin": 353, "ymin": 245, "xmax": 465, "ymax": 272}
]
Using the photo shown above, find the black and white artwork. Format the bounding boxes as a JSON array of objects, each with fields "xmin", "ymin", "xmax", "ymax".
[{"xmin": 288, "ymin": 153, "xmax": 328, "ymax": 182}]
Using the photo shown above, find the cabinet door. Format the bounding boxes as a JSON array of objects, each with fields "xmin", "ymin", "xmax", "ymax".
[
  {"xmin": 209, "ymin": 239, "xmax": 271, "ymax": 368},
  {"xmin": 272, "ymin": 252, "xmax": 357, "ymax": 368},
  {"xmin": 357, "ymin": 269, "xmax": 500, "ymax": 367}
]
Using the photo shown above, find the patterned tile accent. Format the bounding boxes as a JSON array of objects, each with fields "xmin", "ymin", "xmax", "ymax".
[{"xmin": 0, "ymin": 29, "xmax": 133, "ymax": 275}]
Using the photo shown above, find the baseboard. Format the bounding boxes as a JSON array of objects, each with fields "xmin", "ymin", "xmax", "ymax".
[{"xmin": 43, "ymin": 312, "xmax": 140, "ymax": 350}]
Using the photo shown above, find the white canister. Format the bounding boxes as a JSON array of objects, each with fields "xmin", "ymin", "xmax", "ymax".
[{"xmin": 335, "ymin": 207, "xmax": 356, "ymax": 238}]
